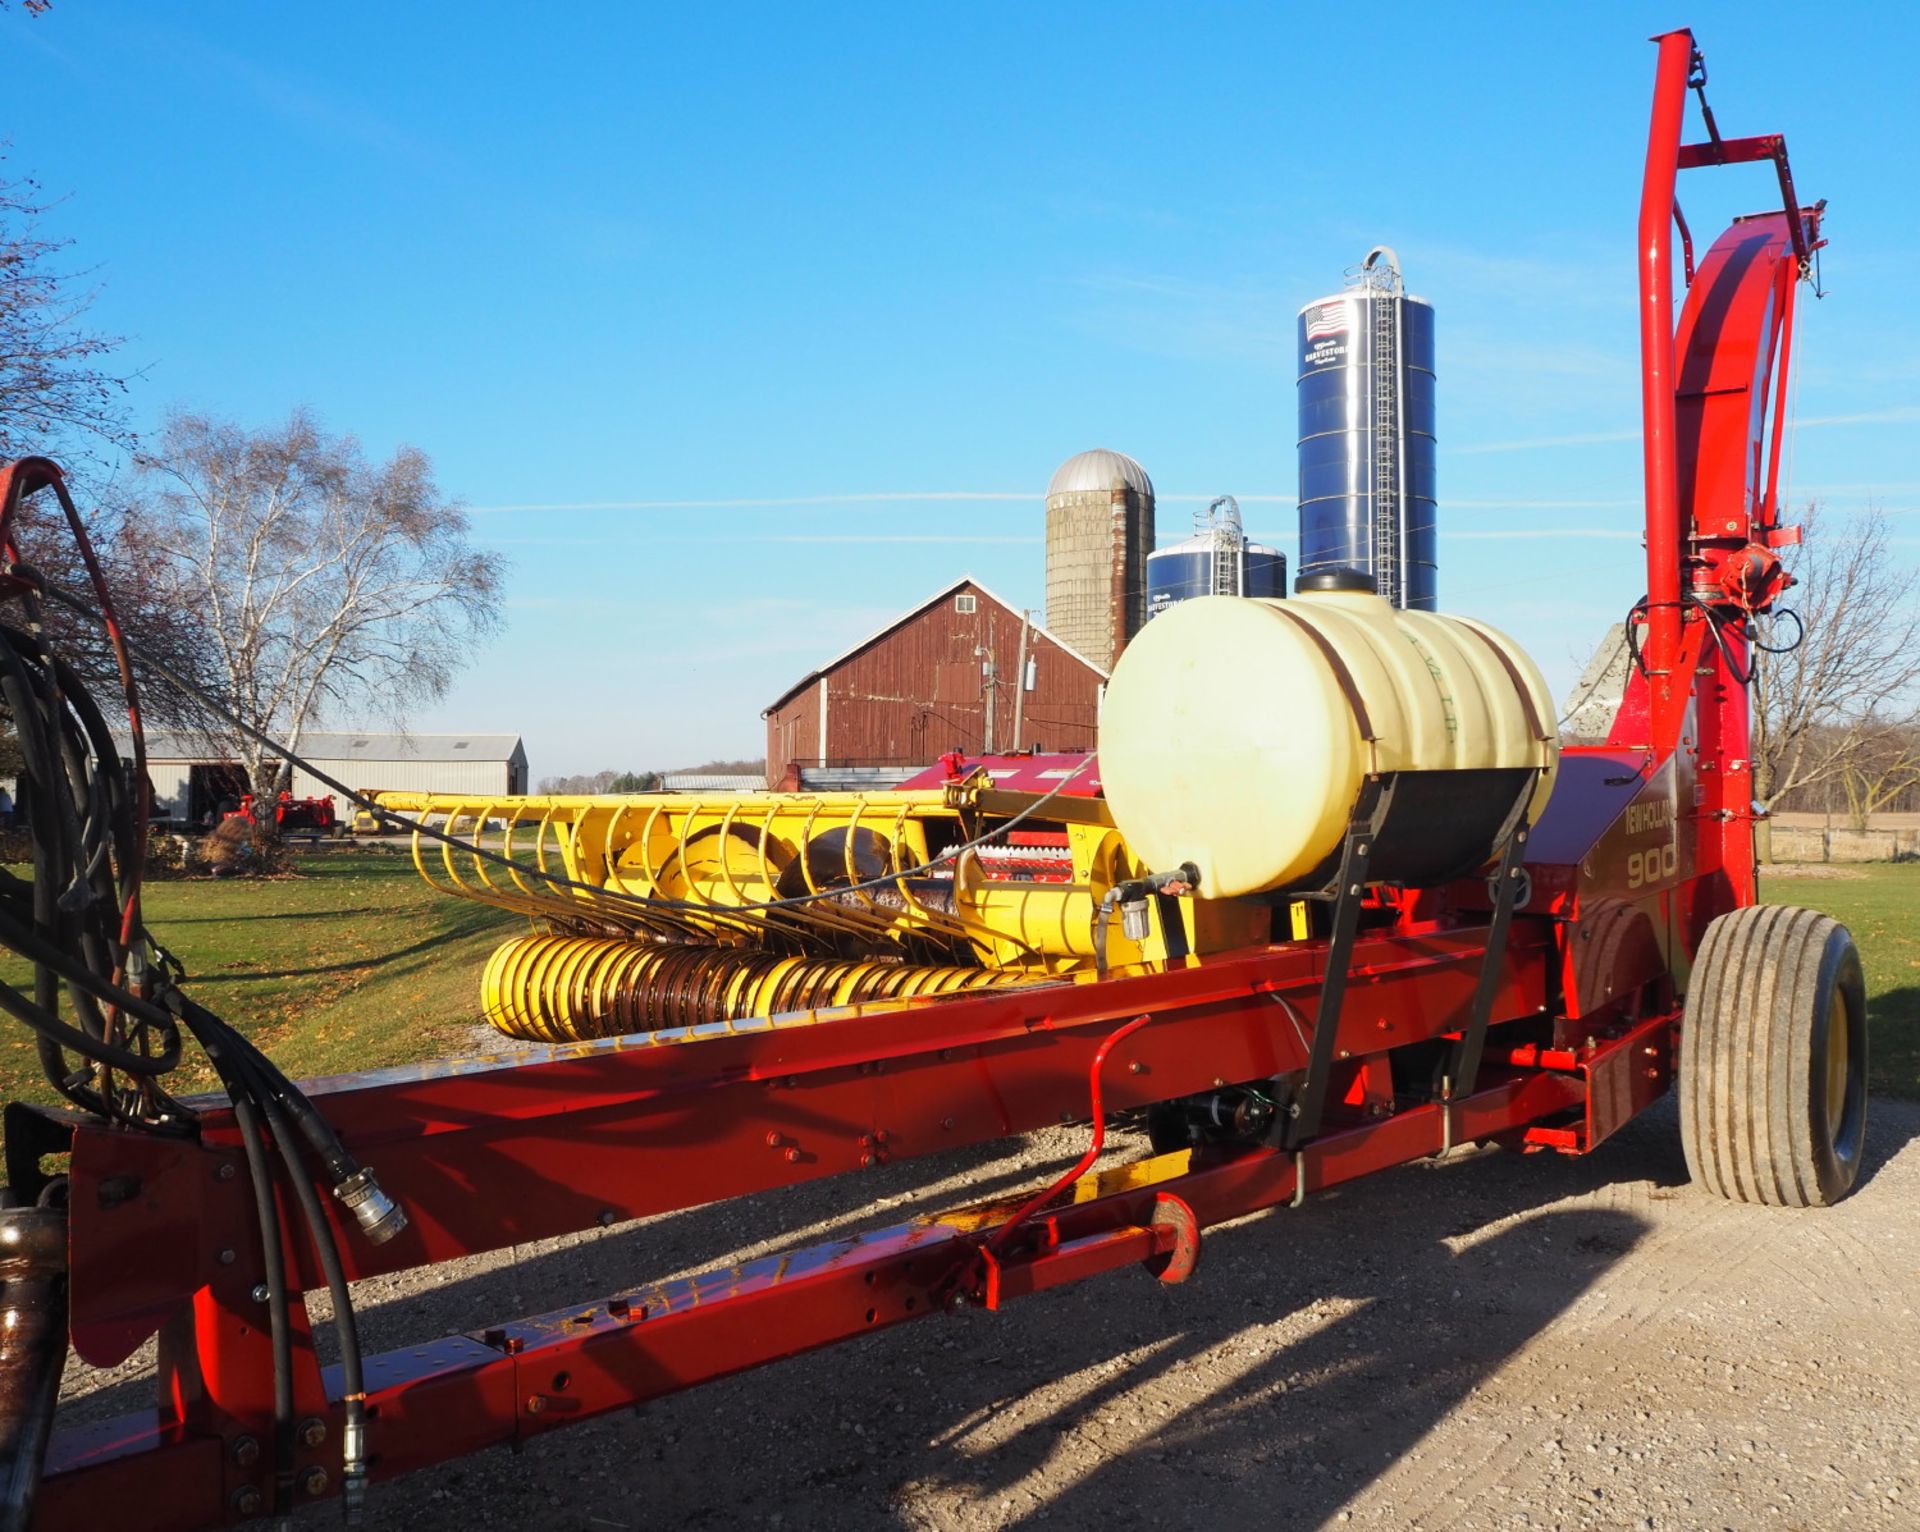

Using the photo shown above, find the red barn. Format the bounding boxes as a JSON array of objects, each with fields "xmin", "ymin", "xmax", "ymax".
[{"xmin": 763, "ymin": 577, "xmax": 1107, "ymax": 785}]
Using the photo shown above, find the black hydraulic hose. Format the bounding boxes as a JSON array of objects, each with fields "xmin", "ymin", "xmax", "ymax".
[
  {"xmin": 0, "ymin": 623, "xmax": 153, "ymax": 1110},
  {"xmin": 1682, "ymin": 591, "xmax": 1752, "ymax": 686},
  {"xmin": 230, "ymin": 1093, "xmax": 296, "ymax": 1521},
  {"xmin": 30, "ymin": 577, "xmax": 1099, "ymax": 922},
  {"xmin": 249, "ymin": 1082, "xmax": 368, "ymax": 1527},
  {"xmin": 0, "ymin": 487, "xmax": 377, "ymax": 1526},
  {"xmin": 1750, "ymin": 606, "xmax": 1804, "ymax": 654},
  {"xmin": 0, "ymin": 899, "xmax": 170, "ymax": 1042},
  {"xmin": 174, "ymin": 992, "xmax": 359, "ymax": 1185},
  {"xmin": 0, "ymin": 977, "xmax": 177, "ymax": 1076},
  {"xmin": 1623, "ymin": 597, "xmax": 1650, "ymax": 677},
  {"xmin": 7, "ymin": 928, "xmax": 393, "ymax": 1233}
]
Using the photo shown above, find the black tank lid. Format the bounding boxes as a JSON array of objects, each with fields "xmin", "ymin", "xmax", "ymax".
[{"xmin": 1294, "ymin": 567, "xmax": 1377, "ymax": 595}]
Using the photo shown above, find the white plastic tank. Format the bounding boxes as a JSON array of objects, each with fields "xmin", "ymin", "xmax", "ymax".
[{"xmin": 1097, "ymin": 582, "xmax": 1559, "ymax": 897}]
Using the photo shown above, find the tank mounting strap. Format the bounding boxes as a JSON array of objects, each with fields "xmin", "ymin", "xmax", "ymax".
[
  {"xmin": 1276, "ymin": 775, "xmax": 1395, "ymax": 1150},
  {"xmin": 1269, "ymin": 606, "xmax": 1381, "ymax": 772},
  {"xmin": 1438, "ymin": 801, "xmax": 1535, "ymax": 1104},
  {"xmin": 1458, "ymin": 622, "xmax": 1552, "ymax": 744}
]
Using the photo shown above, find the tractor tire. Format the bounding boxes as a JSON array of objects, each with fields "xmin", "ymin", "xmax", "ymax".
[{"xmin": 1680, "ymin": 904, "xmax": 1867, "ymax": 1207}]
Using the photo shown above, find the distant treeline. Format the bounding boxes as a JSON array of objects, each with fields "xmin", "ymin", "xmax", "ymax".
[
  {"xmin": 535, "ymin": 759, "xmax": 766, "ymax": 795},
  {"xmin": 1768, "ymin": 724, "xmax": 1920, "ymax": 821}
]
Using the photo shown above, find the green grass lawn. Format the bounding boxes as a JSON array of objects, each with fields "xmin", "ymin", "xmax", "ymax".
[
  {"xmin": 1, "ymin": 851, "xmax": 1910, "ymax": 1112},
  {"xmin": 1763, "ymin": 863, "xmax": 1920, "ymax": 1101},
  {"xmin": 0, "ymin": 850, "xmax": 520, "ymax": 1108}
]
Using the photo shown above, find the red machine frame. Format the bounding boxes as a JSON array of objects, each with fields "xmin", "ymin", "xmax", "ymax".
[{"xmin": 21, "ymin": 29, "xmax": 1824, "ymax": 1528}]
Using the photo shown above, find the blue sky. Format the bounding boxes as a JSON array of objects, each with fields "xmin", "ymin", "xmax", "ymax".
[{"xmin": 8, "ymin": 3, "xmax": 1918, "ymax": 777}]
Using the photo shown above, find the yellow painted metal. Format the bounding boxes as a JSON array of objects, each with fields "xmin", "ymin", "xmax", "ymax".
[
  {"xmin": 481, "ymin": 935, "xmax": 1037, "ymax": 1042},
  {"xmin": 372, "ymin": 788, "xmax": 1178, "ymax": 967},
  {"xmin": 377, "ymin": 785, "xmax": 1286, "ymax": 1043},
  {"xmin": 932, "ymin": 1148, "xmax": 1196, "ymax": 1234},
  {"xmin": 1826, "ymin": 988, "xmax": 1849, "ymax": 1131}
]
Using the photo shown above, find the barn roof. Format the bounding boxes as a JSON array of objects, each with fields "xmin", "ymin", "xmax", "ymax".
[
  {"xmin": 761, "ymin": 575, "xmax": 1108, "ymax": 715},
  {"xmin": 138, "ymin": 731, "xmax": 525, "ymax": 764}
]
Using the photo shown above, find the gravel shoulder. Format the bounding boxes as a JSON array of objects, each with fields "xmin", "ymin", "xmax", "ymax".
[{"xmin": 60, "ymin": 1095, "xmax": 1920, "ymax": 1531}]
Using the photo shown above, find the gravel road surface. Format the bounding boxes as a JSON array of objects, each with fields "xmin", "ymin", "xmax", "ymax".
[{"xmin": 62, "ymin": 1095, "xmax": 1920, "ymax": 1531}]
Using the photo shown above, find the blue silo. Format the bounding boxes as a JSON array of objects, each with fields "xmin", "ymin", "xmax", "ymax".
[
  {"xmin": 1296, "ymin": 247, "xmax": 1437, "ymax": 610},
  {"xmin": 1146, "ymin": 496, "xmax": 1287, "ymax": 618}
]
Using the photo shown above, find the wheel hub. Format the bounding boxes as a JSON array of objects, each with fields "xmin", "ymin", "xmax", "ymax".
[{"xmin": 1825, "ymin": 989, "xmax": 1849, "ymax": 1133}]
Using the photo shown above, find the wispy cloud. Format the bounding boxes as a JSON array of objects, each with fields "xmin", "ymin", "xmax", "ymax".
[
  {"xmin": 470, "ymin": 492, "xmax": 1032, "ymax": 514},
  {"xmin": 1795, "ymin": 483, "xmax": 1920, "ymax": 496},
  {"xmin": 759, "ymin": 535, "xmax": 1039, "ymax": 545},
  {"xmin": 471, "ymin": 491, "xmax": 1298, "ymax": 515},
  {"xmin": 1167, "ymin": 494, "xmax": 1293, "ymax": 504},
  {"xmin": 1448, "ymin": 498, "xmax": 1638, "ymax": 510},
  {"xmin": 1445, "ymin": 528, "xmax": 1639, "ymax": 541},
  {"xmin": 113, "ymin": 19, "xmax": 448, "ymax": 171},
  {"xmin": 1453, "ymin": 429, "xmax": 1639, "ymax": 456},
  {"xmin": 492, "ymin": 533, "xmax": 1042, "ymax": 548},
  {"xmin": 1413, "ymin": 241, "xmax": 1621, "ymax": 310},
  {"xmin": 1064, "ymin": 270, "xmax": 1303, "ymax": 368},
  {"xmin": 1791, "ymin": 405, "xmax": 1920, "ymax": 428},
  {"xmin": 1454, "ymin": 403, "xmax": 1920, "ymax": 457}
]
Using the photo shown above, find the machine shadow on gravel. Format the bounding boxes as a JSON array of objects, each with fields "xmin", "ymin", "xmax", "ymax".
[
  {"xmin": 63, "ymin": 1098, "xmax": 1886, "ymax": 1528},
  {"xmin": 577, "ymin": 1141, "xmax": 1661, "ymax": 1531},
  {"xmin": 274, "ymin": 1129, "xmax": 1671, "ymax": 1528},
  {"xmin": 914, "ymin": 1203, "xmax": 1651, "ymax": 1532}
]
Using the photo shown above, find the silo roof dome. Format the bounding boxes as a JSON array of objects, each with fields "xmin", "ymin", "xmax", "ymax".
[{"xmin": 1047, "ymin": 448, "xmax": 1154, "ymax": 499}]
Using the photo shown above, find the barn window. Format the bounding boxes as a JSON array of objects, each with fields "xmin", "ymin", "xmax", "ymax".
[{"xmin": 954, "ymin": 594, "xmax": 976, "ymax": 614}]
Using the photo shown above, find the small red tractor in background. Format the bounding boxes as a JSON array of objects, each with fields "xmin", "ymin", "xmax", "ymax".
[{"xmin": 225, "ymin": 791, "xmax": 341, "ymax": 838}]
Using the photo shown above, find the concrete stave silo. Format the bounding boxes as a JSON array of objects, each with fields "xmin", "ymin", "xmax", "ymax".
[{"xmin": 1044, "ymin": 448, "xmax": 1155, "ymax": 671}]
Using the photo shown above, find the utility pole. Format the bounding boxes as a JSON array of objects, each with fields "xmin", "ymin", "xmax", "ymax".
[
  {"xmin": 976, "ymin": 643, "xmax": 997, "ymax": 754},
  {"xmin": 1012, "ymin": 610, "xmax": 1032, "ymax": 752}
]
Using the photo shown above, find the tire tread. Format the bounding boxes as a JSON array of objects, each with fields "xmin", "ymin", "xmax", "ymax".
[{"xmin": 1679, "ymin": 903, "xmax": 1860, "ymax": 1209}]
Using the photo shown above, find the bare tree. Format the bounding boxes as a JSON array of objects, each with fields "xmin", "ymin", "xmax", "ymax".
[
  {"xmin": 1839, "ymin": 723, "xmax": 1920, "ymax": 831},
  {"xmin": 0, "ymin": 154, "xmax": 225, "ymax": 732},
  {"xmin": 537, "ymin": 770, "xmax": 622, "ymax": 795},
  {"xmin": 0, "ymin": 159, "xmax": 133, "ymax": 465},
  {"xmin": 1752, "ymin": 504, "xmax": 1920, "ymax": 856},
  {"xmin": 133, "ymin": 409, "xmax": 506, "ymax": 795}
]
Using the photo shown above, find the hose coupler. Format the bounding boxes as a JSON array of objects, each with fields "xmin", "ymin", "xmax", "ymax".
[{"xmin": 332, "ymin": 1169, "xmax": 407, "ymax": 1246}]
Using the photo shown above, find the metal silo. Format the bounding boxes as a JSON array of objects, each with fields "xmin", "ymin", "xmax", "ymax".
[
  {"xmin": 1146, "ymin": 496, "xmax": 1287, "ymax": 617},
  {"xmin": 1296, "ymin": 247, "xmax": 1437, "ymax": 610},
  {"xmin": 1044, "ymin": 449, "xmax": 1155, "ymax": 669}
]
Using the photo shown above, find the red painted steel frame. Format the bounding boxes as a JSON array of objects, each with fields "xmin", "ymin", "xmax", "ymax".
[
  {"xmin": 23, "ymin": 28, "xmax": 1823, "ymax": 1531},
  {"xmin": 38, "ymin": 1055, "xmax": 1631, "ymax": 1532},
  {"xmin": 65, "ymin": 922, "xmax": 1551, "ymax": 1364},
  {"xmin": 1636, "ymin": 26, "xmax": 1820, "ymax": 772},
  {"xmin": 1638, "ymin": 29, "xmax": 1696, "ymax": 740},
  {"xmin": 1617, "ymin": 25, "xmax": 1820, "ymax": 923}
]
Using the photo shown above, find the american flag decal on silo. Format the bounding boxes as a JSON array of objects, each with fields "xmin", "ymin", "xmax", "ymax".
[{"xmin": 1304, "ymin": 302, "xmax": 1348, "ymax": 339}]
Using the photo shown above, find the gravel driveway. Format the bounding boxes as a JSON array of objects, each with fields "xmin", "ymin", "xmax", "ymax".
[{"xmin": 60, "ymin": 1095, "xmax": 1920, "ymax": 1531}]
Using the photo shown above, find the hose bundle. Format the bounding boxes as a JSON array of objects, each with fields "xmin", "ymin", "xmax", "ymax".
[
  {"xmin": 0, "ymin": 457, "xmax": 399, "ymax": 1527},
  {"xmin": 0, "ymin": 455, "xmax": 1095, "ymax": 1526}
]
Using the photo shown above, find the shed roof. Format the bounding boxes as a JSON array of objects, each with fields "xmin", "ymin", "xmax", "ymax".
[
  {"xmin": 138, "ymin": 730, "xmax": 525, "ymax": 764},
  {"xmin": 299, "ymin": 732, "xmax": 526, "ymax": 763},
  {"xmin": 762, "ymin": 575, "xmax": 1108, "ymax": 715},
  {"xmin": 658, "ymin": 772, "xmax": 766, "ymax": 792}
]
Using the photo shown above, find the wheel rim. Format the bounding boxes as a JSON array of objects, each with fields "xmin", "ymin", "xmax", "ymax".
[{"xmin": 1826, "ymin": 988, "xmax": 1850, "ymax": 1133}]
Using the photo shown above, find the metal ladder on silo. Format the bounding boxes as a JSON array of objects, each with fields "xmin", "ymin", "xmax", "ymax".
[
  {"xmin": 1208, "ymin": 515, "xmax": 1244, "ymax": 597},
  {"xmin": 1371, "ymin": 291, "xmax": 1399, "ymax": 607}
]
